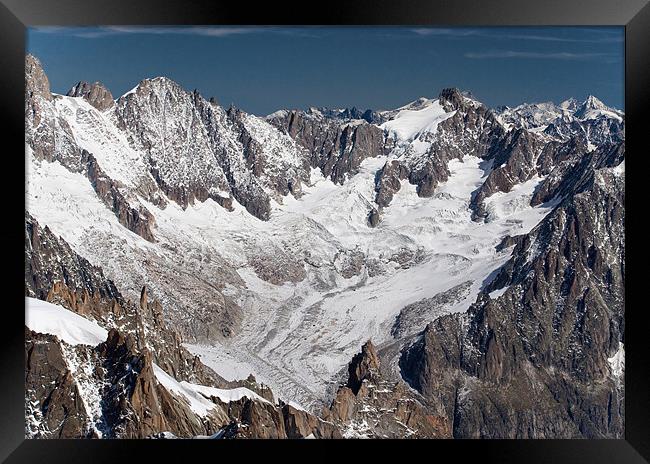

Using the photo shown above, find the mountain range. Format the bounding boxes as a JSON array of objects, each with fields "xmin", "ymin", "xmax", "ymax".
[{"xmin": 25, "ymin": 53, "xmax": 625, "ymax": 439}]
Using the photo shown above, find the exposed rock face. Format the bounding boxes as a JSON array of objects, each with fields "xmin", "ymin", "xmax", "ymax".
[
  {"xmin": 111, "ymin": 79, "xmax": 314, "ymax": 221},
  {"xmin": 374, "ymin": 160, "xmax": 409, "ymax": 208},
  {"xmin": 267, "ymin": 108, "xmax": 387, "ymax": 185},
  {"xmin": 114, "ymin": 78, "xmax": 234, "ymax": 211},
  {"xmin": 25, "ymin": 212, "xmax": 224, "ymax": 386},
  {"xmin": 367, "ymin": 207, "xmax": 380, "ymax": 228},
  {"xmin": 25, "ymin": 55, "xmax": 80, "ymax": 168},
  {"xmin": 25, "ymin": 329, "xmax": 92, "ymax": 438},
  {"xmin": 27, "ymin": 320, "xmax": 342, "ymax": 439},
  {"xmin": 25, "ymin": 54, "xmax": 52, "ymax": 102},
  {"xmin": 97, "ymin": 329, "xmax": 216, "ymax": 438},
  {"xmin": 67, "ymin": 81, "xmax": 115, "ymax": 111},
  {"xmin": 347, "ymin": 341, "xmax": 381, "ymax": 394},
  {"xmin": 433, "ymin": 88, "xmax": 505, "ymax": 161},
  {"xmin": 227, "ymin": 106, "xmax": 310, "ymax": 199},
  {"xmin": 325, "ymin": 341, "xmax": 451, "ymax": 438},
  {"xmin": 530, "ymin": 141, "xmax": 624, "ymax": 207},
  {"xmin": 25, "ymin": 57, "xmax": 156, "ymax": 242},
  {"xmin": 280, "ymin": 402, "xmax": 341, "ymax": 438},
  {"xmin": 400, "ymin": 157, "xmax": 625, "ymax": 438},
  {"xmin": 315, "ymin": 106, "xmax": 384, "ymax": 124},
  {"xmin": 26, "ymin": 325, "xmax": 225, "ymax": 439},
  {"xmin": 374, "ymin": 88, "xmax": 505, "ymax": 216},
  {"xmin": 270, "ymin": 88, "xmax": 507, "ymax": 226},
  {"xmin": 26, "ymin": 212, "xmax": 121, "ymax": 303},
  {"xmin": 471, "ymin": 128, "xmax": 548, "ymax": 219},
  {"xmin": 82, "ymin": 150, "xmax": 156, "ymax": 242}
]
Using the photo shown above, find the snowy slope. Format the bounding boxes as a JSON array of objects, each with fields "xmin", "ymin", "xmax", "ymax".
[
  {"xmin": 153, "ymin": 364, "xmax": 271, "ymax": 417},
  {"xmin": 54, "ymin": 95, "xmax": 153, "ymax": 189},
  {"xmin": 25, "ymin": 297, "xmax": 108, "ymax": 346},
  {"xmin": 380, "ymin": 99, "xmax": 454, "ymax": 142}
]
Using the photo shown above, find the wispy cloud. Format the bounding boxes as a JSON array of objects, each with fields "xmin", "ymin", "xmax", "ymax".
[
  {"xmin": 464, "ymin": 50, "xmax": 618, "ymax": 60},
  {"xmin": 412, "ymin": 27, "xmax": 623, "ymax": 43},
  {"xmin": 411, "ymin": 28, "xmax": 478, "ymax": 37},
  {"xmin": 32, "ymin": 26, "xmax": 320, "ymax": 39}
]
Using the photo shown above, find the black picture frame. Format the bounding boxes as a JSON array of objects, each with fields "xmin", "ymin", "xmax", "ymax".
[{"xmin": 2, "ymin": 0, "xmax": 648, "ymax": 462}]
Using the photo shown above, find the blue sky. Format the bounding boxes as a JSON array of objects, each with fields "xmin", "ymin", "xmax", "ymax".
[{"xmin": 27, "ymin": 26, "xmax": 624, "ymax": 115}]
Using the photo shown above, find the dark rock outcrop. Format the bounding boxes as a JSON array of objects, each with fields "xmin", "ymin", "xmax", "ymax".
[
  {"xmin": 267, "ymin": 108, "xmax": 387, "ymax": 185},
  {"xmin": 324, "ymin": 341, "xmax": 451, "ymax": 438},
  {"xmin": 82, "ymin": 150, "xmax": 156, "ymax": 242},
  {"xmin": 25, "ymin": 329, "xmax": 93, "ymax": 438},
  {"xmin": 374, "ymin": 160, "xmax": 409, "ymax": 208},
  {"xmin": 227, "ymin": 106, "xmax": 310, "ymax": 198},
  {"xmin": 25, "ymin": 54, "xmax": 80, "ymax": 168},
  {"xmin": 67, "ymin": 81, "xmax": 115, "ymax": 111},
  {"xmin": 25, "ymin": 54, "xmax": 52, "ymax": 103},
  {"xmin": 367, "ymin": 207, "xmax": 380, "ymax": 228}
]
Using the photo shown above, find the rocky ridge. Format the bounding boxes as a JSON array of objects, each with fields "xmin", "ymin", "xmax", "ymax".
[
  {"xmin": 399, "ymin": 155, "xmax": 624, "ymax": 438},
  {"xmin": 324, "ymin": 341, "xmax": 450, "ymax": 438}
]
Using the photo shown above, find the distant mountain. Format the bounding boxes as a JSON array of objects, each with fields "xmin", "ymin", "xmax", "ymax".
[{"xmin": 495, "ymin": 95, "xmax": 624, "ymax": 148}]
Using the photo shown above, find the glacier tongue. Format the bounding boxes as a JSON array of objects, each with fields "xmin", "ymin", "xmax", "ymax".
[{"xmin": 176, "ymin": 155, "xmax": 557, "ymax": 410}]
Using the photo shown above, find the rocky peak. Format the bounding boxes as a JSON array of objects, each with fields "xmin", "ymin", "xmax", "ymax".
[
  {"xmin": 226, "ymin": 105, "xmax": 246, "ymax": 123},
  {"xmin": 438, "ymin": 87, "xmax": 464, "ymax": 110},
  {"xmin": 582, "ymin": 95, "xmax": 607, "ymax": 111},
  {"xmin": 317, "ymin": 106, "xmax": 380, "ymax": 124},
  {"xmin": 101, "ymin": 327, "xmax": 139, "ymax": 358},
  {"xmin": 324, "ymin": 340, "xmax": 451, "ymax": 438},
  {"xmin": 122, "ymin": 76, "xmax": 185, "ymax": 103},
  {"xmin": 560, "ymin": 97, "xmax": 579, "ymax": 112},
  {"xmin": 347, "ymin": 340, "xmax": 380, "ymax": 394},
  {"xmin": 574, "ymin": 95, "xmax": 621, "ymax": 120},
  {"xmin": 25, "ymin": 54, "xmax": 52, "ymax": 102},
  {"xmin": 66, "ymin": 81, "xmax": 115, "ymax": 111}
]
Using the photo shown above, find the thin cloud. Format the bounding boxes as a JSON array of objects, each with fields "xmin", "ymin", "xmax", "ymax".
[
  {"xmin": 32, "ymin": 26, "xmax": 320, "ymax": 39},
  {"xmin": 464, "ymin": 50, "xmax": 618, "ymax": 60},
  {"xmin": 90, "ymin": 26, "xmax": 261, "ymax": 37},
  {"xmin": 412, "ymin": 27, "xmax": 623, "ymax": 43},
  {"xmin": 412, "ymin": 28, "xmax": 478, "ymax": 37}
]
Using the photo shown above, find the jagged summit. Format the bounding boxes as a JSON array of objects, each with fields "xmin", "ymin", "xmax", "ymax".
[
  {"xmin": 25, "ymin": 53, "xmax": 52, "ymax": 102},
  {"xmin": 346, "ymin": 340, "xmax": 380, "ymax": 394},
  {"xmin": 117, "ymin": 75, "xmax": 187, "ymax": 101},
  {"xmin": 495, "ymin": 94, "xmax": 624, "ymax": 141},
  {"xmin": 438, "ymin": 87, "xmax": 464, "ymax": 106},
  {"xmin": 574, "ymin": 94, "xmax": 623, "ymax": 120},
  {"xmin": 582, "ymin": 94, "xmax": 608, "ymax": 109},
  {"xmin": 560, "ymin": 97, "xmax": 579, "ymax": 111},
  {"xmin": 67, "ymin": 81, "xmax": 115, "ymax": 111}
]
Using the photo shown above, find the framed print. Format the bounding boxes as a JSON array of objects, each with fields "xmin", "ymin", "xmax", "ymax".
[{"xmin": 1, "ymin": 0, "xmax": 649, "ymax": 462}]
